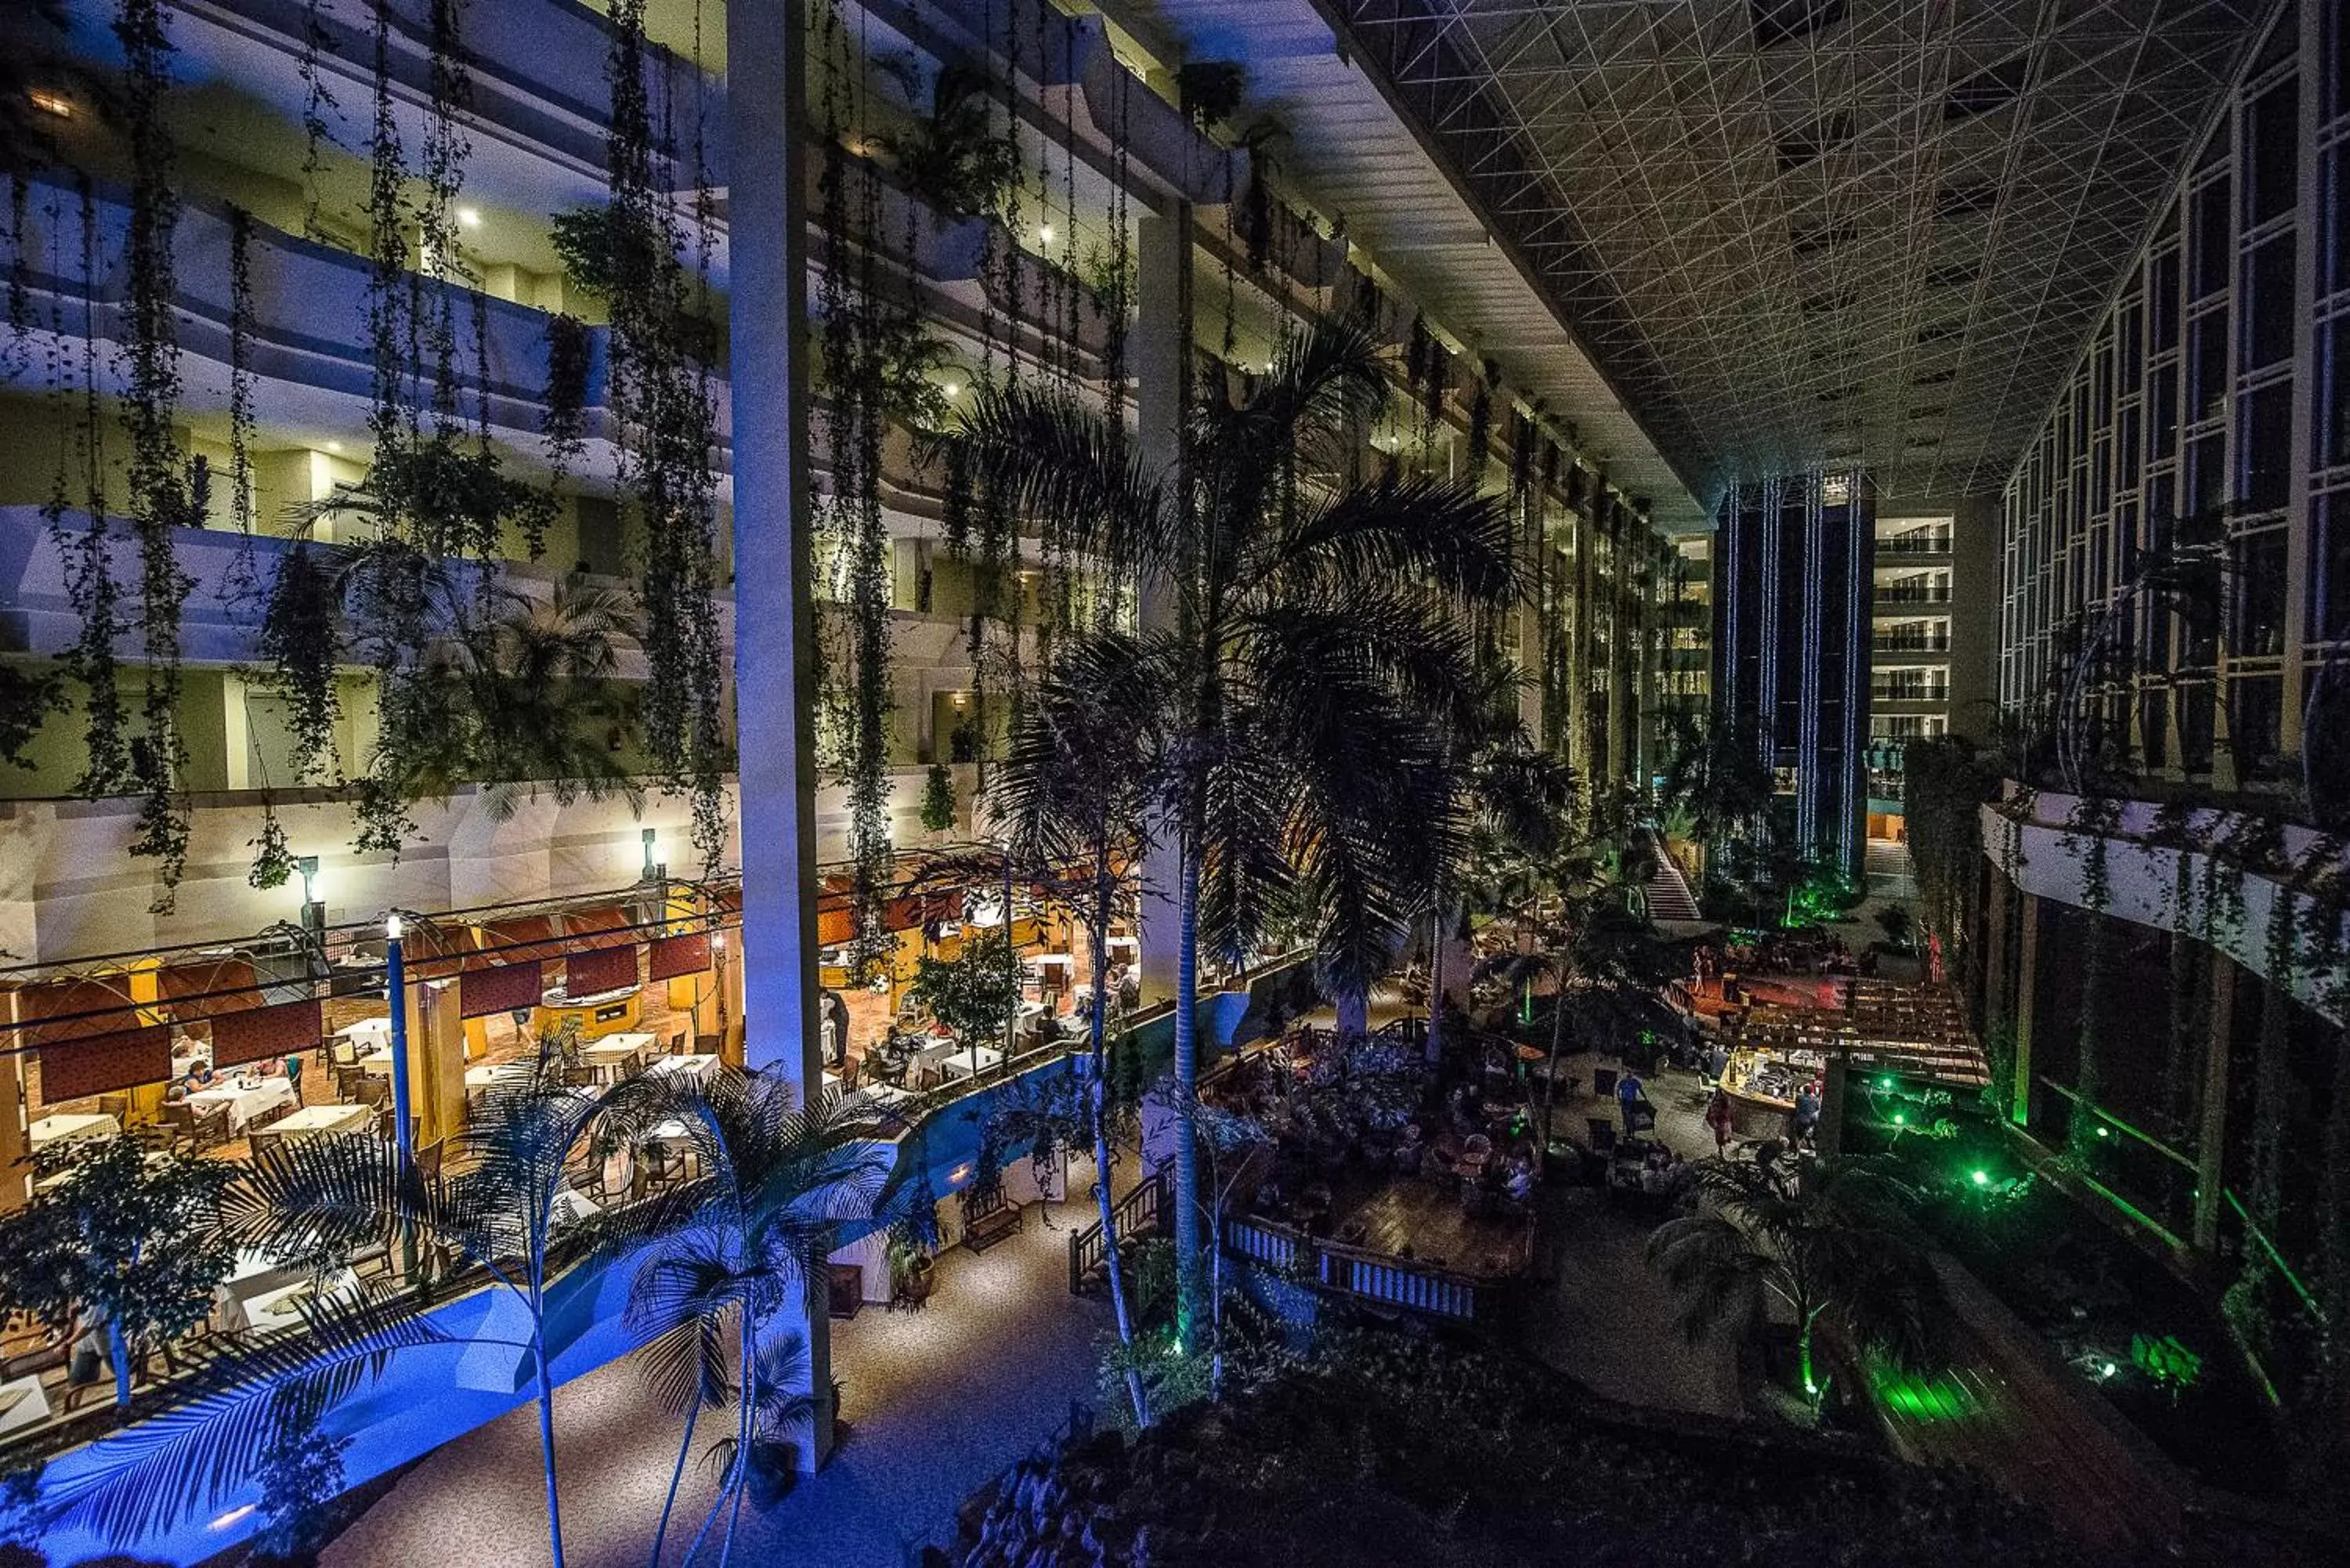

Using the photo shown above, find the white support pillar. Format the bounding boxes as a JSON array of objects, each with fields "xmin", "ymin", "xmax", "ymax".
[
  {"xmin": 1133, "ymin": 207, "xmax": 1191, "ymax": 1010},
  {"xmin": 727, "ymin": 0, "xmax": 830, "ymax": 1467}
]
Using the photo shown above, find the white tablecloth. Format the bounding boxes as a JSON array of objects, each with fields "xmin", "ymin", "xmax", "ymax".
[
  {"xmin": 274, "ymin": 1104, "xmax": 375, "ymax": 1141},
  {"xmin": 187, "ymin": 1077, "xmax": 298, "ymax": 1132},
  {"xmin": 27, "ymin": 1112, "xmax": 118, "ymax": 1148},
  {"xmin": 0, "ymin": 1377, "xmax": 52, "ymax": 1438},
  {"xmin": 645, "ymin": 1053, "xmax": 720, "ymax": 1085},
  {"xmin": 938, "ymin": 1046, "xmax": 1003, "ymax": 1080}
]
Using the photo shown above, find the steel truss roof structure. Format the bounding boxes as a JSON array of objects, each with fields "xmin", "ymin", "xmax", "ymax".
[{"xmin": 1316, "ymin": 0, "xmax": 2275, "ymax": 509}]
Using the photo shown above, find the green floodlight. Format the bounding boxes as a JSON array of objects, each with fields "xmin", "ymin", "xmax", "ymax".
[
  {"xmin": 1878, "ymin": 1075, "xmax": 1894, "ymax": 1090},
  {"xmin": 1971, "ymin": 1169, "xmax": 1990, "ymax": 1186},
  {"xmin": 1893, "ymin": 1111, "xmax": 1906, "ymax": 1125},
  {"xmin": 2097, "ymin": 1125, "xmax": 2110, "ymax": 1139}
]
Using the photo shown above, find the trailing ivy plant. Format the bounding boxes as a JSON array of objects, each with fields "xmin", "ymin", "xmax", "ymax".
[
  {"xmin": 593, "ymin": 0, "xmax": 729, "ymax": 869},
  {"xmin": 247, "ymin": 802, "xmax": 296, "ymax": 891},
  {"xmin": 919, "ymin": 761, "xmax": 956, "ymax": 835},
  {"xmin": 2059, "ymin": 793, "xmax": 2121, "ymax": 1163},
  {"xmin": 814, "ymin": 0, "xmax": 898, "ymax": 982},
  {"xmin": 258, "ymin": 542, "xmax": 343, "ymax": 782},
  {"xmin": 114, "ymin": 0, "xmax": 202, "ymax": 905}
]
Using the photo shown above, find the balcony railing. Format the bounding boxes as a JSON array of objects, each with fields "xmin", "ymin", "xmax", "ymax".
[
  {"xmin": 1872, "ymin": 635, "xmax": 1951, "ymax": 654},
  {"xmin": 1872, "ymin": 685, "xmax": 1951, "ymax": 704},
  {"xmin": 1877, "ymin": 534, "xmax": 1954, "ymax": 556},
  {"xmin": 1875, "ymin": 586, "xmax": 1954, "ymax": 605}
]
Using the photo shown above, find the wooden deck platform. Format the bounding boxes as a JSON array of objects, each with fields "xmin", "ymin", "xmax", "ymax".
[
  {"xmin": 1866, "ymin": 1255, "xmax": 2186, "ymax": 1555},
  {"xmin": 1325, "ymin": 1172, "xmax": 1532, "ymax": 1280}
]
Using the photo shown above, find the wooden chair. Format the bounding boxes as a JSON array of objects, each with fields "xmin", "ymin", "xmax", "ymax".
[
  {"xmin": 667, "ymin": 1031, "xmax": 689, "ymax": 1056},
  {"xmin": 334, "ymin": 1064, "xmax": 367, "ymax": 1104},
  {"xmin": 358, "ymin": 1077, "xmax": 392, "ymax": 1111},
  {"xmin": 97, "ymin": 1094, "xmax": 132, "ymax": 1125},
  {"xmin": 562, "ymin": 1064, "xmax": 598, "ymax": 1089},
  {"xmin": 247, "ymin": 1127, "xmax": 287, "ymax": 1162},
  {"xmin": 693, "ymin": 1033, "xmax": 722, "ymax": 1057},
  {"xmin": 838, "ymin": 1057, "xmax": 863, "ymax": 1093}
]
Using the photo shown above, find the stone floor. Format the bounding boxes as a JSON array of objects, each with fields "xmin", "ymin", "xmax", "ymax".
[
  {"xmin": 1520, "ymin": 1056, "xmax": 1744, "ymax": 1420},
  {"xmin": 324, "ymin": 1184, "xmax": 1120, "ymax": 1568}
]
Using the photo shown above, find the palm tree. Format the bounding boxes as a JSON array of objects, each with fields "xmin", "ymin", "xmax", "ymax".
[
  {"xmin": 991, "ymin": 630, "xmax": 1168, "ymax": 1427},
  {"xmin": 1646, "ymin": 1155, "xmax": 1949, "ymax": 1405},
  {"xmin": 960, "ymin": 313, "xmax": 1518, "ymax": 1340},
  {"xmin": 44, "ymin": 1065, "xmax": 654, "ymax": 1558},
  {"xmin": 609, "ymin": 1068, "xmax": 895, "ymax": 1568}
]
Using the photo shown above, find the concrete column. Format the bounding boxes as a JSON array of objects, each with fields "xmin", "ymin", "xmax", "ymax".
[
  {"xmin": 2192, "ymin": 952, "xmax": 2236, "ymax": 1254},
  {"xmin": 1133, "ymin": 207, "xmax": 1191, "ymax": 1010},
  {"xmin": 728, "ymin": 0, "xmax": 830, "ymax": 1466},
  {"xmin": 1568, "ymin": 507, "xmax": 1595, "ymax": 811},
  {"xmin": 2010, "ymin": 891, "xmax": 2041, "ymax": 1127},
  {"xmin": 1979, "ymin": 861, "xmax": 2011, "ymax": 1033}
]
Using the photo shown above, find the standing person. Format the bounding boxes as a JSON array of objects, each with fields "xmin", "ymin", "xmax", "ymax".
[
  {"xmin": 1616, "ymin": 1068, "xmax": 1646, "ymax": 1134},
  {"xmin": 1704, "ymin": 1039, "xmax": 1728, "ymax": 1086},
  {"xmin": 1791, "ymin": 1079, "xmax": 1823, "ymax": 1147},
  {"xmin": 1705, "ymin": 1085, "xmax": 1736, "ymax": 1159}
]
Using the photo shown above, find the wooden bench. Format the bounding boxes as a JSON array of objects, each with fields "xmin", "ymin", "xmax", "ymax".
[{"xmin": 960, "ymin": 1183, "xmax": 1022, "ymax": 1252}]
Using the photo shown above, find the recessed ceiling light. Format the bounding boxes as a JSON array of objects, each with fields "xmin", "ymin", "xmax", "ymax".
[
  {"xmin": 29, "ymin": 89, "xmax": 73, "ymax": 120},
  {"xmin": 457, "ymin": 207, "xmax": 482, "ymax": 228},
  {"xmin": 1037, "ymin": 223, "xmax": 1054, "ymax": 244},
  {"xmin": 325, "ymin": 440, "xmax": 344, "ymax": 453}
]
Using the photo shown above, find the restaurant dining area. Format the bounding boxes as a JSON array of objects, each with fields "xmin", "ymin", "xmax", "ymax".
[{"xmin": 0, "ymin": 844, "xmax": 1134, "ymax": 1443}]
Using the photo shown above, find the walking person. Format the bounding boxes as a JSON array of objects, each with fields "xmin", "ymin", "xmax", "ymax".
[
  {"xmin": 1705, "ymin": 1085, "xmax": 1736, "ymax": 1160},
  {"xmin": 1791, "ymin": 1078, "xmax": 1823, "ymax": 1148},
  {"xmin": 1616, "ymin": 1068, "xmax": 1646, "ymax": 1135}
]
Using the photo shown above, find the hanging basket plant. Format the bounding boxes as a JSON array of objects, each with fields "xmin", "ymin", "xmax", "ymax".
[
  {"xmin": 873, "ymin": 59, "xmax": 1019, "ymax": 225},
  {"xmin": 247, "ymin": 802, "xmax": 297, "ymax": 891}
]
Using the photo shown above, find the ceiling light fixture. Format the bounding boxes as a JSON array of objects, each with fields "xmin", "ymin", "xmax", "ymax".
[
  {"xmin": 29, "ymin": 89, "xmax": 73, "ymax": 120},
  {"xmin": 1037, "ymin": 223, "xmax": 1054, "ymax": 244},
  {"xmin": 457, "ymin": 206, "xmax": 482, "ymax": 228}
]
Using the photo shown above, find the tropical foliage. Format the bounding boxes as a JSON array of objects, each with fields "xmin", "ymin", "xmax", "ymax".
[
  {"xmin": 1647, "ymin": 1155, "xmax": 1949, "ymax": 1405},
  {"xmin": 957, "ymin": 312, "xmax": 1519, "ymax": 1339}
]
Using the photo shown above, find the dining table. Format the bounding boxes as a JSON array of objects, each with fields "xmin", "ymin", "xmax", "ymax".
[
  {"xmin": 243, "ymin": 1267, "xmax": 360, "ymax": 1336},
  {"xmin": 187, "ymin": 1075, "xmax": 299, "ymax": 1132},
  {"xmin": 580, "ymin": 1033, "xmax": 653, "ymax": 1081},
  {"xmin": 0, "ymin": 1376, "xmax": 51, "ymax": 1438},
  {"xmin": 273, "ymin": 1104, "xmax": 376, "ymax": 1142},
  {"xmin": 27, "ymin": 1111, "xmax": 119, "ymax": 1149},
  {"xmin": 938, "ymin": 1045, "xmax": 1004, "ymax": 1081},
  {"xmin": 645, "ymin": 1052, "xmax": 719, "ymax": 1086}
]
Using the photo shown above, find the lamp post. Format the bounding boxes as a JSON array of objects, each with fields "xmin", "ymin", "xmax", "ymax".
[
  {"xmin": 297, "ymin": 856, "xmax": 324, "ymax": 935},
  {"xmin": 385, "ymin": 914, "xmax": 419, "ymax": 1277}
]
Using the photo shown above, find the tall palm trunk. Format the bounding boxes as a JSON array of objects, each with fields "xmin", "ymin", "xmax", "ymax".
[
  {"xmin": 1425, "ymin": 894, "xmax": 1445, "ymax": 1062},
  {"xmin": 1088, "ymin": 850, "xmax": 1151, "ymax": 1428},
  {"xmin": 1171, "ymin": 843, "xmax": 1205, "ymax": 1347},
  {"xmin": 531, "ymin": 1313, "xmax": 567, "ymax": 1568},
  {"xmin": 716, "ymin": 1310, "xmax": 754, "ymax": 1568},
  {"xmin": 647, "ymin": 1392, "xmax": 702, "ymax": 1567}
]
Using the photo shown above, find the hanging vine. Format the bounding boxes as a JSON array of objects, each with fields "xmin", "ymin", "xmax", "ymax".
[
  {"xmin": 598, "ymin": 0, "xmax": 728, "ymax": 869},
  {"xmin": 114, "ymin": 0, "xmax": 200, "ymax": 905},
  {"xmin": 812, "ymin": 0, "xmax": 895, "ymax": 981},
  {"xmin": 2059, "ymin": 793, "xmax": 2120, "ymax": 1162},
  {"xmin": 220, "ymin": 205, "xmax": 260, "ymax": 609}
]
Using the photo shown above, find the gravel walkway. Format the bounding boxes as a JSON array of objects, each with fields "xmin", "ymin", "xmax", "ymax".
[{"xmin": 324, "ymin": 1190, "xmax": 1118, "ymax": 1568}]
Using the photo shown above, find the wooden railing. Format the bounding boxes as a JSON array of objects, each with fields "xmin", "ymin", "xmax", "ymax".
[
  {"xmin": 1066, "ymin": 1169, "xmax": 1169, "ymax": 1295},
  {"xmin": 1220, "ymin": 1214, "xmax": 1516, "ymax": 1324}
]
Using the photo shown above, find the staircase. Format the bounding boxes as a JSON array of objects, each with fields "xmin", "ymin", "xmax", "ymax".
[
  {"xmin": 1640, "ymin": 830, "xmax": 1703, "ymax": 923},
  {"xmin": 1068, "ymin": 1168, "xmax": 1170, "ymax": 1296},
  {"xmin": 1866, "ymin": 837, "xmax": 1920, "ymax": 899}
]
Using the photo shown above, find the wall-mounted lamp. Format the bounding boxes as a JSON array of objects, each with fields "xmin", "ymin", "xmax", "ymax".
[
  {"xmin": 385, "ymin": 912, "xmax": 404, "ymax": 941},
  {"xmin": 641, "ymin": 827, "xmax": 666, "ymax": 883},
  {"xmin": 28, "ymin": 89, "xmax": 73, "ymax": 121}
]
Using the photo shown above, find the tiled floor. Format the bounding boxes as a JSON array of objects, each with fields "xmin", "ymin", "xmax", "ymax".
[{"xmin": 324, "ymin": 1176, "xmax": 1123, "ymax": 1568}]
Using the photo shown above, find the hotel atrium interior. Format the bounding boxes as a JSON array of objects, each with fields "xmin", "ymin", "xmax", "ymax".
[{"xmin": 0, "ymin": 0, "xmax": 2345, "ymax": 1563}]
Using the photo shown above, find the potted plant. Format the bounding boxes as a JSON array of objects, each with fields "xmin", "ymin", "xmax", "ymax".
[{"xmin": 887, "ymin": 1224, "xmax": 937, "ymax": 1309}]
